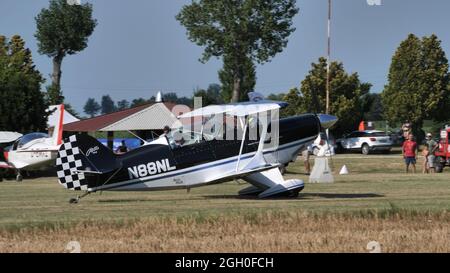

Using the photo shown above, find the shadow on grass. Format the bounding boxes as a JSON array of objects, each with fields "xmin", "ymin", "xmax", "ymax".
[
  {"xmin": 302, "ymin": 192, "xmax": 384, "ymax": 199},
  {"xmin": 97, "ymin": 196, "xmax": 203, "ymax": 203},
  {"xmin": 203, "ymin": 193, "xmax": 384, "ymax": 200},
  {"xmin": 95, "ymin": 192, "xmax": 384, "ymax": 203}
]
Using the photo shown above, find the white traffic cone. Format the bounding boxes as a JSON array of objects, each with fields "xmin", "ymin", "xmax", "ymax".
[{"xmin": 339, "ymin": 165, "xmax": 349, "ymax": 175}]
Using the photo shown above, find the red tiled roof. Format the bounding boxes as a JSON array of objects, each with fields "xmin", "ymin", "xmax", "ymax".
[{"xmin": 64, "ymin": 102, "xmax": 179, "ymax": 132}]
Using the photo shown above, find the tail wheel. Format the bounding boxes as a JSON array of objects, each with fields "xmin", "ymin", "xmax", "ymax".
[{"xmin": 361, "ymin": 144, "xmax": 370, "ymax": 155}]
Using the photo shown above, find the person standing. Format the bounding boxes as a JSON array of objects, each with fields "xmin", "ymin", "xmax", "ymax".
[
  {"xmin": 425, "ymin": 133, "xmax": 438, "ymax": 173},
  {"xmin": 302, "ymin": 145, "xmax": 312, "ymax": 175},
  {"xmin": 402, "ymin": 133, "xmax": 418, "ymax": 173},
  {"xmin": 421, "ymin": 146, "xmax": 429, "ymax": 174}
]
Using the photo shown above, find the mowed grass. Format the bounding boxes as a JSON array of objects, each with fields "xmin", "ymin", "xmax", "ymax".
[{"xmin": 0, "ymin": 153, "xmax": 449, "ymax": 252}]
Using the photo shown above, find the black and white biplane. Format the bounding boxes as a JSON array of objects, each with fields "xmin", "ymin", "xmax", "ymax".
[{"xmin": 56, "ymin": 100, "xmax": 337, "ymax": 203}]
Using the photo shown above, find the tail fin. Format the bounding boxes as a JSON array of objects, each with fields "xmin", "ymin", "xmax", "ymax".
[
  {"xmin": 56, "ymin": 134, "xmax": 120, "ymax": 191},
  {"xmin": 51, "ymin": 104, "xmax": 64, "ymax": 146}
]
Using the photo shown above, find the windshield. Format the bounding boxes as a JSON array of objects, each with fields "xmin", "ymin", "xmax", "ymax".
[
  {"xmin": 17, "ymin": 133, "xmax": 48, "ymax": 149},
  {"xmin": 369, "ymin": 132, "xmax": 388, "ymax": 137},
  {"xmin": 166, "ymin": 129, "xmax": 206, "ymax": 149}
]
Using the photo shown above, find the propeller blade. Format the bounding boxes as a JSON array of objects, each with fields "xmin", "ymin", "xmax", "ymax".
[{"xmin": 318, "ymin": 114, "xmax": 338, "ymax": 129}]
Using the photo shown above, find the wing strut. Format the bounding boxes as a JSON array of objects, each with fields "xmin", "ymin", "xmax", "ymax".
[{"xmin": 235, "ymin": 116, "xmax": 248, "ymax": 172}]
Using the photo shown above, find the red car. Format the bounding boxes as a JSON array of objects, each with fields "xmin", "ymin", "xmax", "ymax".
[{"xmin": 435, "ymin": 128, "xmax": 450, "ymax": 173}]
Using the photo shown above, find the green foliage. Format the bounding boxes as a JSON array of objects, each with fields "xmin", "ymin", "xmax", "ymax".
[
  {"xmin": 35, "ymin": 0, "xmax": 97, "ymax": 58},
  {"xmin": 101, "ymin": 95, "xmax": 116, "ymax": 114},
  {"xmin": 267, "ymin": 93, "xmax": 286, "ymax": 101},
  {"xmin": 162, "ymin": 92, "xmax": 179, "ymax": 103},
  {"xmin": 83, "ymin": 98, "xmax": 100, "ymax": 118},
  {"xmin": 176, "ymin": 0, "xmax": 299, "ymax": 102},
  {"xmin": 363, "ymin": 93, "xmax": 384, "ymax": 121},
  {"xmin": 117, "ymin": 99, "xmax": 130, "ymax": 111},
  {"xmin": 382, "ymin": 34, "xmax": 450, "ymax": 138},
  {"xmin": 0, "ymin": 35, "xmax": 48, "ymax": 132},
  {"xmin": 35, "ymin": 0, "xmax": 97, "ymax": 102},
  {"xmin": 219, "ymin": 56, "xmax": 256, "ymax": 102},
  {"xmin": 280, "ymin": 88, "xmax": 304, "ymax": 118},
  {"xmin": 284, "ymin": 57, "xmax": 371, "ymax": 136},
  {"xmin": 63, "ymin": 103, "xmax": 80, "ymax": 119},
  {"xmin": 193, "ymin": 83, "xmax": 224, "ymax": 106},
  {"xmin": 130, "ymin": 98, "xmax": 147, "ymax": 108},
  {"xmin": 46, "ymin": 84, "xmax": 64, "ymax": 105}
]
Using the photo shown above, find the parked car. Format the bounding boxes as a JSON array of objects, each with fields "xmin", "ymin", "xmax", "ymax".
[
  {"xmin": 310, "ymin": 132, "xmax": 336, "ymax": 156},
  {"xmin": 336, "ymin": 130, "xmax": 393, "ymax": 155}
]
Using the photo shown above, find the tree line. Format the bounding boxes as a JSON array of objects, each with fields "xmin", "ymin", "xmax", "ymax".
[
  {"xmin": 271, "ymin": 33, "xmax": 450, "ymax": 139},
  {"xmin": 83, "ymin": 84, "xmax": 223, "ymax": 118}
]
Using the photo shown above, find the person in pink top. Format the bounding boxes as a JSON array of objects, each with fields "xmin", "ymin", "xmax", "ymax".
[{"xmin": 402, "ymin": 133, "xmax": 418, "ymax": 173}]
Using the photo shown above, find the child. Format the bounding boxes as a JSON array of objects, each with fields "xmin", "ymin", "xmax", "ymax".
[
  {"xmin": 402, "ymin": 133, "xmax": 418, "ymax": 173},
  {"xmin": 421, "ymin": 146, "xmax": 429, "ymax": 174}
]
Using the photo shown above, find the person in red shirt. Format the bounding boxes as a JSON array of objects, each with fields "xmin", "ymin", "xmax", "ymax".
[{"xmin": 402, "ymin": 133, "xmax": 418, "ymax": 173}]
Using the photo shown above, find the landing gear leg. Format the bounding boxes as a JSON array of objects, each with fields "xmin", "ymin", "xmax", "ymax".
[
  {"xmin": 69, "ymin": 191, "xmax": 90, "ymax": 204},
  {"xmin": 16, "ymin": 170, "xmax": 22, "ymax": 182}
]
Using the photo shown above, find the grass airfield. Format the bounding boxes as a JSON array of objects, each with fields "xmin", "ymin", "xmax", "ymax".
[{"xmin": 0, "ymin": 153, "xmax": 449, "ymax": 252}]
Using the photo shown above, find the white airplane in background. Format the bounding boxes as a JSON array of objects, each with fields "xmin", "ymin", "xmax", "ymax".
[{"xmin": 1, "ymin": 104, "xmax": 65, "ymax": 181}]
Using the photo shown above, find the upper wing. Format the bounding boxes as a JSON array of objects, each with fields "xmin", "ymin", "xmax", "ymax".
[{"xmin": 178, "ymin": 102, "xmax": 284, "ymax": 118}]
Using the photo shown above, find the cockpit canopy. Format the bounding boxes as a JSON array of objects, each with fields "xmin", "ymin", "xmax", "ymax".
[{"xmin": 15, "ymin": 133, "xmax": 48, "ymax": 150}]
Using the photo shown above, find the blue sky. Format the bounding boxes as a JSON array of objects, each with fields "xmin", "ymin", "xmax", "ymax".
[{"xmin": 1, "ymin": 0, "xmax": 449, "ymax": 114}]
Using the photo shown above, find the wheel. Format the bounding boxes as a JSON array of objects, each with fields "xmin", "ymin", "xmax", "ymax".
[
  {"xmin": 69, "ymin": 198, "xmax": 79, "ymax": 204},
  {"xmin": 16, "ymin": 174, "xmax": 23, "ymax": 182},
  {"xmin": 361, "ymin": 144, "xmax": 370, "ymax": 155},
  {"xmin": 313, "ymin": 147, "xmax": 320, "ymax": 156}
]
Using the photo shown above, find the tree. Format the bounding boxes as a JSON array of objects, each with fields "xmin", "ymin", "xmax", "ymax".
[
  {"xmin": 299, "ymin": 57, "xmax": 371, "ymax": 136},
  {"xmin": 177, "ymin": 0, "xmax": 298, "ymax": 102},
  {"xmin": 130, "ymin": 98, "xmax": 148, "ymax": 108},
  {"xmin": 193, "ymin": 83, "xmax": 224, "ymax": 106},
  {"xmin": 162, "ymin": 92, "xmax": 179, "ymax": 103},
  {"xmin": 83, "ymin": 98, "xmax": 100, "ymax": 118},
  {"xmin": 176, "ymin": 96, "xmax": 194, "ymax": 107},
  {"xmin": 382, "ymin": 34, "xmax": 450, "ymax": 140},
  {"xmin": 219, "ymin": 56, "xmax": 256, "ymax": 102},
  {"xmin": 281, "ymin": 88, "xmax": 304, "ymax": 118},
  {"xmin": 117, "ymin": 99, "xmax": 130, "ymax": 111},
  {"xmin": 64, "ymin": 103, "xmax": 81, "ymax": 119},
  {"xmin": 362, "ymin": 93, "xmax": 383, "ymax": 121},
  {"xmin": 0, "ymin": 35, "xmax": 48, "ymax": 132},
  {"xmin": 35, "ymin": 0, "xmax": 97, "ymax": 104},
  {"xmin": 267, "ymin": 93, "xmax": 286, "ymax": 101},
  {"xmin": 101, "ymin": 95, "xmax": 116, "ymax": 114}
]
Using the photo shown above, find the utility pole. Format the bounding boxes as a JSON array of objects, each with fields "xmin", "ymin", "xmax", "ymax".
[{"xmin": 326, "ymin": 0, "xmax": 332, "ymax": 114}]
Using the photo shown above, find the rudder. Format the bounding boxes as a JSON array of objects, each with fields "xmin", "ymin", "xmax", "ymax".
[{"xmin": 56, "ymin": 134, "xmax": 119, "ymax": 191}]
